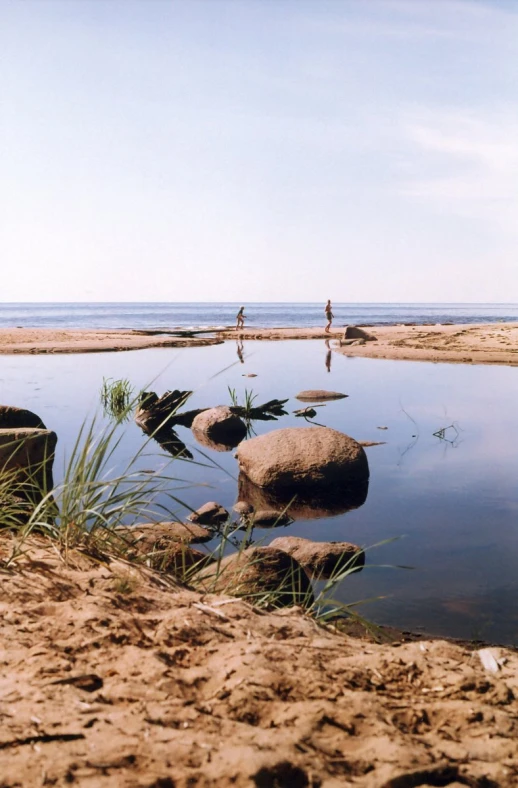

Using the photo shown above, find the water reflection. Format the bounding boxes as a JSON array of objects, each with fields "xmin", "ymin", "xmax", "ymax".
[
  {"xmin": 325, "ymin": 339, "xmax": 332, "ymax": 373},
  {"xmin": 237, "ymin": 473, "xmax": 369, "ymax": 521}
]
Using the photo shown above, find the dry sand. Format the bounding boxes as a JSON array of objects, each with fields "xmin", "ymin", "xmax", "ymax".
[
  {"xmin": 1, "ymin": 323, "xmax": 517, "ymax": 365},
  {"xmin": 1, "ymin": 533, "xmax": 517, "ymax": 787}
]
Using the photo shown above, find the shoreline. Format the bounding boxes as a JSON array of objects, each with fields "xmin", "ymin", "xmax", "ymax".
[{"xmin": 0, "ymin": 322, "xmax": 517, "ymax": 365}]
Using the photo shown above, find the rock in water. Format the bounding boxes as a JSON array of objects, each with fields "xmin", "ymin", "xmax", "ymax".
[
  {"xmin": 270, "ymin": 536, "xmax": 365, "ymax": 578},
  {"xmin": 188, "ymin": 501, "xmax": 229, "ymax": 526},
  {"xmin": 235, "ymin": 426, "xmax": 369, "ymax": 491},
  {"xmin": 191, "ymin": 406, "xmax": 247, "ymax": 448},
  {"xmin": 295, "ymin": 390, "xmax": 348, "ymax": 402},
  {"xmin": 193, "ymin": 546, "xmax": 313, "ymax": 608}
]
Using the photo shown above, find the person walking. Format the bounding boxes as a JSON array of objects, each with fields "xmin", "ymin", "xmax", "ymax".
[
  {"xmin": 324, "ymin": 300, "xmax": 334, "ymax": 333},
  {"xmin": 236, "ymin": 306, "xmax": 247, "ymax": 330}
]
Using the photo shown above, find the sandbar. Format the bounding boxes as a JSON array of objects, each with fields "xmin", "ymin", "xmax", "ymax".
[{"xmin": 0, "ymin": 322, "xmax": 517, "ymax": 365}]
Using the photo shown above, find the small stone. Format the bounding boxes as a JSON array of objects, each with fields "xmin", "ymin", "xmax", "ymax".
[
  {"xmin": 233, "ymin": 501, "xmax": 254, "ymax": 515},
  {"xmin": 295, "ymin": 390, "xmax": 348, "ymax": 402},
  {"xmin": 188, "ymin": 501, "xmax": 229, "ymax": 526}
]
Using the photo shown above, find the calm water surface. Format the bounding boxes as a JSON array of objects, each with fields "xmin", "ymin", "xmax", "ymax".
[{"xmin": 1, "ymin": 340, "xmax": 517, "ymax": 645}]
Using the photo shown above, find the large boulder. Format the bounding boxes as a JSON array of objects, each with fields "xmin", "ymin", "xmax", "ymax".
[
  {"xmin": 344, "ymin": 326, "xmax": 377, "ymax": 341},
  {"xmin": 0, "ymin": 406, "xmax": 46, "ymax": 429},
  {"xmin": 269, "ymin": 536, "xmax": 365, "ymax": 579},
  {"xmin": 193, "ymin": 546, "xmax": 313, "ymax": 608},
  {"xmin": 235, "ymin": 427, "xmax": 369, "ymax": 492},
  {"xmin": 191, "ymin": 406, "xmax": 247, "ymax": 450},
  {"xmin": 0, "ymin": 428, "xmax": 57, "ymax": 505},
  {"xmin": 237, "ymin": 473, "xmax": 368, "ymax": 520}
]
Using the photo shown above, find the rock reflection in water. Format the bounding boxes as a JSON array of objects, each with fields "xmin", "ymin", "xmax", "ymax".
[
  {"xmin": 192, "ymin": 428, "xmax": 244, "ymax": 453},
  {"xmin": 237, "ymin": 473, "xmax": 368, "ymax": 521}
]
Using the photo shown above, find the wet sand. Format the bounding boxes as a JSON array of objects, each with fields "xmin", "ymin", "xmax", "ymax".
[{"xmin": 1, "ymin": 322, "xmax": 517, "ymax": 365}]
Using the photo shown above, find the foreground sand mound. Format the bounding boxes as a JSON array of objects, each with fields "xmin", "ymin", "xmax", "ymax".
[{"xmin": 1, "ymin": 534, "xmax": 518, "ymax": 787}]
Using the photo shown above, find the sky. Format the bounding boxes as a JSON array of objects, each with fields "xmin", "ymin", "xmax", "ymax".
[{"xmin": 1, "ymin": 0, "xmax": 517, "ymax": 303}]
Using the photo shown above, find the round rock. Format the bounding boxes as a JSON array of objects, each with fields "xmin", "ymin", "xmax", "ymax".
[
  {"xmin": 235, "ymin": 426, "xmax": 369, "ymax": 491},
  {"xmin": 188, "ymin": 501, "xmax": 229, "ymax": 526},
  {"xmin": 191, "ymin": 406, "xmax": 247, "ymax": 447}
]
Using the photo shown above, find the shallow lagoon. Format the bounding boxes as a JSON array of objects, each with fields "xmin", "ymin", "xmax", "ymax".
[{"xmin": 1, "ymin": 339, "xmax": 518, "ymax": 645}]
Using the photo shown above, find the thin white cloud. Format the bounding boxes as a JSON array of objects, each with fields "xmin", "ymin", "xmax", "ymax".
[{"xmin": 400, "ymin": 107, "xmax": 518, "ymax": 228}]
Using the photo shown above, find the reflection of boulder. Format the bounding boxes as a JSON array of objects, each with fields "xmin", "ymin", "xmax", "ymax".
[
  {"xmin": 191, "ymin": 428, "xmax": 240, "ymax": 453},
  {"xmin": 237, "ymin": 473, "xmax": 368, "ymax": 521},
  {"xmin": 236, "ymin": 427, "xmax": 369, "ymax": 492},
  {"xmin": 269, "ymin": 536, "xmax": 364, "ymax": 579},
  {"xmin": 191, "ymin": 406, "xmax": 246, "ymax": 451},
  {"xmin": 192, "ymin": 546, "xmax": 313, "ymax": 608}
]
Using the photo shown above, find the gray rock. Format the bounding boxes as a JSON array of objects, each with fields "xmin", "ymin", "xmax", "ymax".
[
  {"xmin": 295, "ymin": 390, "xmax": 348, "ymax": 402},
  {"xmin": 269, "ymin": 536, "xmax": 365, "ymax": 579},
  {"xmin": 188, "ymin": 501, "xmax": 229, "ymax": 526},
  {"xmin": 236, "ymin": 426, "xmax": 369, "ymax": 492},
  {"xmin": 193, "ymin": 546, "xmax": 314, "ymax": 608}
]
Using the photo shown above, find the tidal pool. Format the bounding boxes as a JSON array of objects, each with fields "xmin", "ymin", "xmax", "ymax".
[{"xmin": 1, "ymin": 339, "xmax": 518, "ymax": 645}]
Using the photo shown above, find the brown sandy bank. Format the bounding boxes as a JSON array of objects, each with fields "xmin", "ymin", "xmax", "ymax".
[
  {"xmin": 0, "ymin": 328, "xmax": 222, "ymax": 355},
  {"xmin": 1, "ymin": 533, "xmax": 517, "ymax": 787},
  {"xmin": 219, "ymin": 322, "xmax": 518, "ymax": 366}
]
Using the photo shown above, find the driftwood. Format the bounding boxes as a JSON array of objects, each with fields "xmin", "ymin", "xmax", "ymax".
[
  {"xmin": 136, "ymin": 391, "xmax": 289, "ymax": 431},
  {"xmin": 229, "ymin": 398, "xmax": 289, "ymax": 422}
]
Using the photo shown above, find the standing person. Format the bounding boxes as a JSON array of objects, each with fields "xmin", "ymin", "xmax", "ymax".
[
  {"xmin": 324, "ymin": 299, "xmax": 334, "ymax": 333},
  {"xmin": 236, "ymin": 305, "xmax": 247, "ymax": 330}
]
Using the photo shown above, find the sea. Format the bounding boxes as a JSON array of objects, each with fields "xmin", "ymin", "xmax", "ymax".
[{"xmin": 0, "ymin": 302, "xmax": 517, "ymax": 330}]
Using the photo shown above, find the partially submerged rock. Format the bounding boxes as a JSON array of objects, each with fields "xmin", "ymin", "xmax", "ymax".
[
  {"xmin": 0, "ymin": 405, "xmax": 46, "ymax": 430},
  {"xmin": 188, "ymin": 501, "xmax": 229, "ymax": 526},
  {"xmin": 191, "ymin": 406, "xmax": 247, "ymax": 449},
  {"xmin": 244, "ymin": 508, "xmax": 292, "ymax": 528},
  {"xmin": 233, "ymin": 500, "xmax": 254, "ymax": 515},
  {"xmin": 269, "ymin": 536, "xmax": 365, "ymax": 579},
  {"xmin": 236, "ymin": 426, "xmax": 369, "ymax": 492},
  {"xmin": 193, "ymin": 546, "xmax": 313, "ymax": 607},
  {"xmin": 295, "ymin": 390, "xmax": 348, "ymax": 402},
  {"xmin": 344, "ymin": 326, "xmax": 377, "ymax": 341}
]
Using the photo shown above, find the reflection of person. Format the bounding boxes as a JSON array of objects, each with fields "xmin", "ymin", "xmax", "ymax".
[
  {"xmin": 324, "ymin": 300, "xmax": 334, "ymax": 333},
  {"xmin": 325, "ymin": 339, "xmax": 332, "ymax": 373},
  {"xmin": 236, "ymin": 306, "xmax": 246, "ymax": 330},
  {"xmin": 236, "ymin": 338, "xmax": 244, "ymax": 363}
]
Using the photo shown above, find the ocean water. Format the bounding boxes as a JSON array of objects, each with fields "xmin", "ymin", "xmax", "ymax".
[{"xmin": 0, "ymin": 302, "xmax": 517, "ymax": 330}]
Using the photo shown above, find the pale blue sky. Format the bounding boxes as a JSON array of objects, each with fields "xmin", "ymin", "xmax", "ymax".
[{"xmin": 1, "ymin": 0, "xmax": 517, "ymax": 302}]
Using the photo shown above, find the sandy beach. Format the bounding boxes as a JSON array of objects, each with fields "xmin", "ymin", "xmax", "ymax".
[
  {"xmin": 1, "ymin": 532, "xmax": 517, "ymax": 787},
  {"xmin": 1, "ymin": 322, "xmax": 518, "ymax": 365}
]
